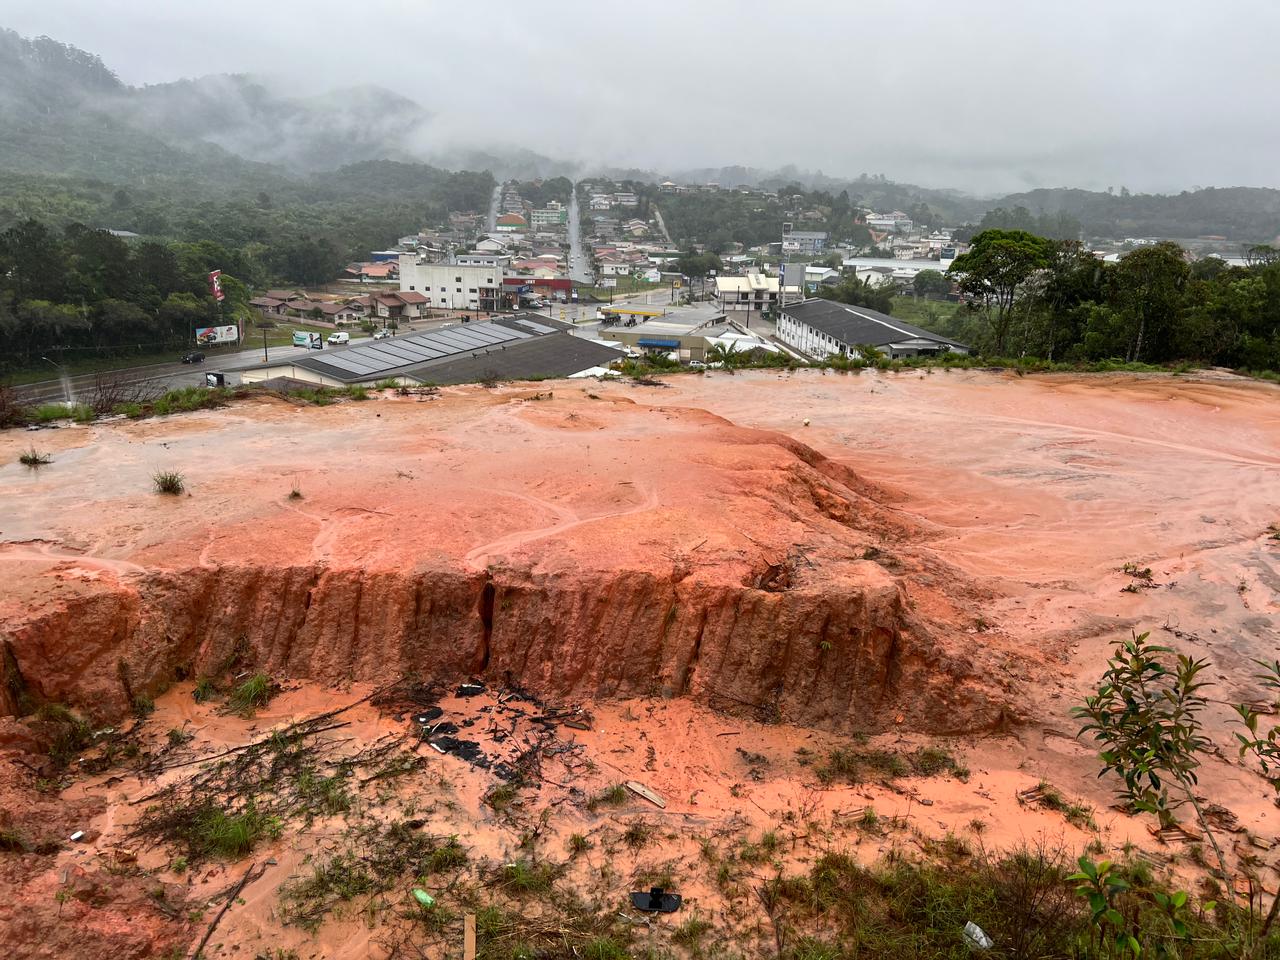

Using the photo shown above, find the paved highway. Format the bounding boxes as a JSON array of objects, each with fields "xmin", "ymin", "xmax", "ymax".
[{"xmin": 14, "ymin": 342, "xmax": 327, "ymax": 405}]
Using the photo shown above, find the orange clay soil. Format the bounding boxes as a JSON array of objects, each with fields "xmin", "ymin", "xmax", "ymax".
[{"xmin": 0, "ymin": 369, "xmax": 1277, "ymax": 959}]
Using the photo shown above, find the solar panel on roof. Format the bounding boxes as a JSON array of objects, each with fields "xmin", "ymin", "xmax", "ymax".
[
  {"xmin": 509, "ymin": 317, "xmax": 555, "ymax": 334},
  {"xmin": 363, "ymin": 345, "xmax": 416, "ymax": 364},
  {"xmin": 468, "ymin": 326, "xmax": 524, "ymax": 344},
  {"xmin": 373, "ymin": 344, "xmax": 429, "ymax": 363},
  {"xmin": 430, "ymin": 331, "xmax": 486, "ymax": 351},
  {"xmin": 328, "ymin": 357, "xmax": 383, "ymax": 374}
]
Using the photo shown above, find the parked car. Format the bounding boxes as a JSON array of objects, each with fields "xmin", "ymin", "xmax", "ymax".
[
  {"xmin": 180, "ymin": 351, "xmax": 205, "ymax": 364},
  {"xmin": 327, "ymin": 331, "xmax": 350, "ymax": 345},
  {"xmin": 372, "ymin": 329, "xmax": 391, "ymax": 339},
  {"xmin": 688, "ymin": 360, "xmax": 706, "ymax": 369}
]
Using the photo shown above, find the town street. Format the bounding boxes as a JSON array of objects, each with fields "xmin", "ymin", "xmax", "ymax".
[{"xmin": 566, "ymin": 184, "xmax": 593, "ymax": 285}]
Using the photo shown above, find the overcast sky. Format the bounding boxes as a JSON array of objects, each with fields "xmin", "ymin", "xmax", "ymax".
[{"xmin": 3, "ymin": 0, "xmax": 1277, "ymax": 194}]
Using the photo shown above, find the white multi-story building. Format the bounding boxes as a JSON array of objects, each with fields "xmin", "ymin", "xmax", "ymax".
[
  {"xmin": 399, "ymin": 255, "xmax": 504, "ymax": 312},
  {"xmin": 714, "ymin": 272, "xmax": 798, "ymax": 316},
  {"xmin": 531, "ymin": 202, "xmax": 568, "ymax": 228}
]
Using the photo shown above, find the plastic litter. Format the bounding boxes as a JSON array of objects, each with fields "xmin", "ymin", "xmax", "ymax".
[
  {"xmin": 69, "ymin": 830, "xmax": 85, "ymax": 842},
  {"xmin": 413, "ymin": 889, "xmax": 436, "ymax": 909},
  {"xmin": 630, "ymin": 887, "xmax": 681, "ymax": 913},
  {"xmin": 962, "ymin": 921, "xmax": 993, "ymax": 950}
]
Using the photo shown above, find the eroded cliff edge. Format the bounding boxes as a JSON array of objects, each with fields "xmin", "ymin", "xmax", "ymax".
[{"xmin": 0, "ymin": 389, "xmax": 1022, "ymax": 733}]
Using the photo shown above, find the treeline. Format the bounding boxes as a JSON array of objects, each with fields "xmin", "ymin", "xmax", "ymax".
[
  {"xmin": 937, "ymin": 230, "xmax": 1280, "ymax": 369},
  {"xmin": 0, "ymin": 219, "xmax": 245, "ymax": 372},
  {"xmin": 659, "ymin": 191, "xmax": 784, "ymax": 251},
  {"xmin": 0, "ymin": 162, "xmax": 495, "ymax": 290},
  {"xmin": 958, "ymin": 205, "xmax": 1084, "ymax": 242},
  {"xmin": 512, "ymin": 177, "xmax": 572, "ymax": 207},
  {"xmin": 993, "ymin": 186, "xmax": 1280, "ymax": 241}
]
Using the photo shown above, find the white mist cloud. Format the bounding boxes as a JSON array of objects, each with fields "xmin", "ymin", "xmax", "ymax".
[{"xmin": 2, "ymin": 0, "xmax": 1277, "ymax": 192}]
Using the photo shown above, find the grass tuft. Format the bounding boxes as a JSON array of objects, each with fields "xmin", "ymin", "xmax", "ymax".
[
  {"xmin": 586, "ymin": 783, "xmax": 628, "ymax": 812},
  {"xmin": 227, "ymin": 673, "xmax": 275, "ymax": 715},
  {"xmin": 152, "ymin": 470, "xmax": 185, "ymax": 495}
]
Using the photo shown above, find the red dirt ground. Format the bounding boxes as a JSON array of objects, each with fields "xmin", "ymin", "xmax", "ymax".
[{"xmin": 0, "ymin": 369, "xmax": 1277, "ymax": 958}]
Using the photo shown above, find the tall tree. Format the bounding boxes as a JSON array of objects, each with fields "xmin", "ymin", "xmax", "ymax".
[
  {"xmin": 1109, "ymin": 242, "xmax": 1189, "ymax": 362},
  {"xmin": 948, "ymin": 229, "xmax": 1053, "ymax": 354}
]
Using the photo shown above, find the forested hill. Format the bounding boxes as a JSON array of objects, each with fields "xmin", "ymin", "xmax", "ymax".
[
  {"xmin": 0, "ymin": 29, "xmax": 298, "ymax": 188},
  {"xmin": 0, "ymin": 28, "xmax": 566, "ymax": 185},
  {"xmin": 993, "ymin": 187, "xmax": 1280, "ymax": 243}
]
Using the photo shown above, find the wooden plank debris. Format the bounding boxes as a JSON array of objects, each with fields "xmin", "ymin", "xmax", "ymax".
[{"xmin": 625, "ymin": 780, "xmax": 667, "ymax": 809}]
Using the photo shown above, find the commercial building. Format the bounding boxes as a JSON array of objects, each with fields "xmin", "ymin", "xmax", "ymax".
[
  {"xmin": 597, "ymin": 305, "xmax": 742, "ymax": 362},
  {"xmin": 238, "ymin": 315, "xmax": 621, "ymax": 387},
  {"xmin": 781, "ymin": 223, "xmax": 828, "ymax": 254},
  {"xmin": 399, "ymin": 255, "xmax": 504, "ymax": 312},
  {"xmin": 531, "ymin": 202, "xmax": 568, "ymax": 228},
  {"xmin": 776, "ymin": 298, "xmax": 970, "ymax": 360},
  {"xmin": 713, "ymin": 272, "xmax": 800, "ymax": 318}
]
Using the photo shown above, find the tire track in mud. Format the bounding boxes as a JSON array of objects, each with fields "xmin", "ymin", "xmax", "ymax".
[{"xmin": 463, "ymin": 483, "xmax": 660, "ymax": 571}]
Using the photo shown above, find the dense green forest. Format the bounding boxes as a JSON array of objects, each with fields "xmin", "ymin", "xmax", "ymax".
[
  {"xmin": 0, "ymin": 29, "xmax": 495, "ymax": 291},
  {"xmin": 511, "ymin": 177, "xmax": 572, "ymax": 207},
  {"xmin": 0, "ymin": 219, "xmax": 245, "ymax": 373},
  {"xmin": 922, "ymin": 231, "xmax": 1280, "ymax": 369},
  {"xmin": 653, "ymin": 165, "xmax": 1280, "ymax": 246}
]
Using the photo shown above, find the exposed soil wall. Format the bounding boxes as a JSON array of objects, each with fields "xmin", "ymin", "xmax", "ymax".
[{"xmin": 2, "ymin": 557, "xmax": 1003, "ymax": 734}]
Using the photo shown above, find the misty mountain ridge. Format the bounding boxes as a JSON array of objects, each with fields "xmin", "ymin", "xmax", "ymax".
[
  {"xmin": 1, "ymin": 28, "xmax": 1278, "ymax": 242},
  {"xmin": 0, "ymin": 28, "xmax": 573, "ymax": 183}
]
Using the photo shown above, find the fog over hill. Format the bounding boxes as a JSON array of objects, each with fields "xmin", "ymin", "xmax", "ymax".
[{"xmin": 1, "ymin": 23, "xmax": 1278, "ymax": 241}]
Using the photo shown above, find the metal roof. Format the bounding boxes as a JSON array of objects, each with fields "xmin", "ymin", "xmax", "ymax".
[
  {"xmin": 781, "ymin": 298, "xmax": 969, "ymax": 350},
  {"xmin": 237, "ymin": 314, "xmax": 595, "ymax": 385}
]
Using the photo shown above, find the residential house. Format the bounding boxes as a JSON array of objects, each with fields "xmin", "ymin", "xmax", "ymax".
[
  {"xmin": 495, "ymin": 213, "xmax": 528, "ymax": 233},
  {"xmin": 249, "ymin": 297, "xmax": 289, "ymax": 317},
  {"xmin": 474, "ymin": 236, "xmax": 512, "ymax": 255},
  {"xmin": 342, "ymin": 261, "xmax": 399, "ymax": 281},
  {"xmin": 613, "ymin": 191, "xmax": 639, "ymax": 207},
  {"xmin": 598, "ymin": 256, "xmax": 633, "ymax": 277}
]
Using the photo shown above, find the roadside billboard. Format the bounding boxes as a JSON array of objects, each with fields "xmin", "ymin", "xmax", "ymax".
[
  {"xmin": 599, "ymin": 278, "xmax": 617, "ymax": 288},
  {"xmin": 194, "ymin": 325, "xmax": 239, "ymax": 345},
  {"xmin": 208, "ymin": 269, "xmax": 224, "ymax": 302},
  {"xmin": 292, "ymin": 331, "xmax": 323, "ymax": 349}
]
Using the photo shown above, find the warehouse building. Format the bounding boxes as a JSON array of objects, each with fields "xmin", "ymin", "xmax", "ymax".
[
  {"xmin": 237, "ymin": 315, "xmax": 622, "ymax": 387},
  {"xmin": 776, "ymin": 298, "xmax": 970, "ymax": 360}
]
